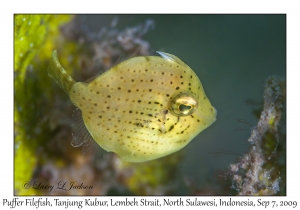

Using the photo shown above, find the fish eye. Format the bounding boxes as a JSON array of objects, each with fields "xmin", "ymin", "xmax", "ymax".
[
  {"xmin": 179, "ymin": 104, "xmax": 192, "ymax": 112},
  {"xmin": 169, "ymin": 93, "xmax": 198, "ymax": 116}
]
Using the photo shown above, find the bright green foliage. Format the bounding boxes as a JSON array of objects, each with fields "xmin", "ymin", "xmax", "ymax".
[
  {"xmin": 14, "ymin": 15, "xmax": 72, "ymax": 195},
  {"xmin": 15, "ymin": 15, "xmax": 48, "ymax": 80}
]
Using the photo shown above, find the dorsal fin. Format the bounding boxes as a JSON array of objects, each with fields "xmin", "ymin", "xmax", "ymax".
[
  {"xmin": 48, "ymin": 50, "xmax": 76, "ymax": 94},
  {"xmin": 156, "ymin": 51, "xmax": 185, "ymax": 65}
]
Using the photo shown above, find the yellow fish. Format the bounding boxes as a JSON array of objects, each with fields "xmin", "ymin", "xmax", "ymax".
[{"xmin": 48, "ymin": 50, "xmax": 217, "ymax": 162}]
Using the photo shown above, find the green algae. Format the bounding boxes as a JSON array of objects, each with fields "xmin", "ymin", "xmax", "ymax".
[{"xmin": 14, "ymin": 14, "xmax": 72, "ymax": 195}]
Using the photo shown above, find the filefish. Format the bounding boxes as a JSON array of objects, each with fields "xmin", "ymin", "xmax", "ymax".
[{"xmin": 48, "ymin": 50, "xmax": 217, "ymax": 162}]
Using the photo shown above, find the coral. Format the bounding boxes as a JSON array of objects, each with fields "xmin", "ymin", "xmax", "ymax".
[
  {"xmin": 229, "ymin": 76, "xmax": 286, "ymax": 195},
  {"xmin": 60, "ymin": 16, "xmax": 155, "ymax": 77}
]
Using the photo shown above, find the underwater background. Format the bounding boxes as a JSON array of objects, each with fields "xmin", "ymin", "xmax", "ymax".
[{"xmin": 14, "ymin": 14, "xmax": 286, "ymax": 195}]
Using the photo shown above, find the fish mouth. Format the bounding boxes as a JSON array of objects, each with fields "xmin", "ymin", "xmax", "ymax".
[
  {"xmin": 212, "ymin": 106, "xmax": 217, "ymax": 118},
  {"xmin": 196, "ymin": 106, "xmax": 217, "ymax": 124}
]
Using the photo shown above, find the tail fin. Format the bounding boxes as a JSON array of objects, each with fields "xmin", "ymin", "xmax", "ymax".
[{"xmin": 47, "ymin": 50, "xmax": 76, "ymax": 94}]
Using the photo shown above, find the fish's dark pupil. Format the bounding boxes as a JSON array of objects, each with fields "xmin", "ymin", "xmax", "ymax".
[{"xmin": 179, "ymin": 104, "xmax": 191, "ymax": 112}]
